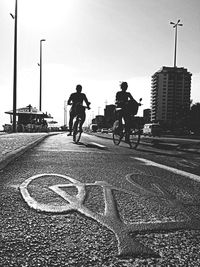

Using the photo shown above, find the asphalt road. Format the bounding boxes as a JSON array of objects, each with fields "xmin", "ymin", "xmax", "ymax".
[{"xmin": 1, "ymin": 133, "xmax": 200, "ymax": 266}]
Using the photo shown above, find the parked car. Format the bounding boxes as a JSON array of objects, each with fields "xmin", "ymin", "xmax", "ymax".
[
  {"xmin": 90, "ymin": 124, "xmax": 98, "ymax": 132},
  {"xmin": 143, "ymin": 123, "xmax": 161, "ymax": 137},
  {"xmin": 101, "ymin": 128, "xmax": 109, "ymax": 133}
]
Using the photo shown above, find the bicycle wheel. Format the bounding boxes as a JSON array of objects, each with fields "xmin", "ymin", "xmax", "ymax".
[
  {"xmin": 113, "ymin": 131, "xmax": 123, "ymax": 145},
  {"xmin": 73, "ymin": 120, "xmax": 82, "ymax": 144},
  {"xmin": 129, "ymin": 126, "xmax": 141, "ymax": 149}
]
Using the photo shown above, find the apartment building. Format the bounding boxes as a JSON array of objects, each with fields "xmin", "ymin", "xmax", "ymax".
[{"xmin": 151, "ymin": 66, "xmax": 191, "ymax": 128}]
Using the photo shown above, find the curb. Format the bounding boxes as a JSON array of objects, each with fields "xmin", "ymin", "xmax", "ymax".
[{"xmin": 0, "ymin": 133, "xmax": 59, "ymax": 171}]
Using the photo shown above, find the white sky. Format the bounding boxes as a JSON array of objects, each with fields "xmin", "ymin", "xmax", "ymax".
[{"xmin": 0, "ymin": 0, "xmax": 200, "ymax": 129}]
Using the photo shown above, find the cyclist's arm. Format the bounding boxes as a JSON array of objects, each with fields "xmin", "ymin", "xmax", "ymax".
[
  {"xmin": 128, "ymin": 93, "xmax": 141, "ymax": 106},
  {"xmin": 83, "ymin": 94, "xmax": 90, "ymax": 108},
  {"xmin": 127, "ymin": 92, "xmax": 134, "ymax": 101},
  {"xmin": 67, "ymin": 94, "xmax": 73, "ymax": 105},
  {"xmin": 115, "ymin": 92, "xmax": 122, "ymax": 106}
]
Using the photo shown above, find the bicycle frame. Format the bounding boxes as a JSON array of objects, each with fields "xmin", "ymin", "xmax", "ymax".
[
  {"xmin": 112, "ymin": 99, "xmax": 142, "ymax": 149},
  {"xmin": 72, "ymin": 105, "xmax": 89, "ymax": 144}
]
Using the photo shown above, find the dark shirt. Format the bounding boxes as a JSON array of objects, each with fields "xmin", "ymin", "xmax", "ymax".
[
  {"xmin": 115, "ymin": 91, "xmax": 134, "ymax": 107},
  {"xmin": 67, "ymin": 92, "xmax": 90, "ymax": 109}
]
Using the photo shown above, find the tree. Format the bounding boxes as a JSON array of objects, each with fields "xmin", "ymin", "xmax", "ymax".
[
  {"xmin": 190, "ymin": 102, "xmax": 200, "ymax": 134},
  {"xmin": 175, "ymin": 104, "xmax": 190, "ymax": 134}
]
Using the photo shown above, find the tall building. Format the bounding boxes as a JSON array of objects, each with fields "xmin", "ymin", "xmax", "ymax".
[
  {"xmin": 151, "ymin": 66, "xmax": 192, "ymax": 128},
  {"xmin": 92, "ymin": 115, "xmax": 105, "ymax": 129}
]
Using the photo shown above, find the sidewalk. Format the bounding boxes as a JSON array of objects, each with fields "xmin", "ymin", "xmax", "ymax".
[{"xmin": 0, "ymin": 132, "xmax": 61, "ymax": 170}]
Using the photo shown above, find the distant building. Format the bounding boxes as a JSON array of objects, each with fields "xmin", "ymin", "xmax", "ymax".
[
  {"xmin": 143, "ymin": 108, "xmax": 151, "ymax": 123},
  {"xmin": 104, "ymin": 105, "xmax": 115, "ymax": 128},
  {"xmin": 92, "ymin": 115, "xmax": 105, "ymax": 129},
  {"xmin": 151, "ymin": 66, "xmax": 191, "ymax": 128}
]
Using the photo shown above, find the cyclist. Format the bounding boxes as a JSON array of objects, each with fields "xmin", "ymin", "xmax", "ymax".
[
  {"xmin": 115, "ymin": 81, "xmax": 140, "ymax": 142},
  {"xmin": 67, "ymin": 84, "xmax": 90, "ymax": 136}
]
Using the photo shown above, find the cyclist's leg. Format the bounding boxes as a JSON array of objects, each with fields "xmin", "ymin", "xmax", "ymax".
[
  {"xmin": 116, "ymin": 109, "xmax": 123, "ymax": 132},
  {"xmin": 123, "ymin": 112, "xmax": 131, "ymax": 142},
  {"xmin": 68, "ymin": 109, "xmax": 75, "ymax": 135}
]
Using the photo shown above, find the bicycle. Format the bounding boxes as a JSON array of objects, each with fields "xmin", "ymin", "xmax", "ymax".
[
  {"xmin": 73, "ymin": 103, "xmax": 90, "ymax": 144},
  {"xmin": 112, "ymin": 98, "xmax": 142, "ymax": 149}
]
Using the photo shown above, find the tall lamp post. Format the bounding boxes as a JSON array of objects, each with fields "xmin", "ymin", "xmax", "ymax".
[
  {"xmin": 64, "ymin": 100, "xmax": 67, "ymax": 126},
  {"xmin": 170, "ymin": 19, "xmax": 183, "ymax": 130},
  {"xmin": 38, "ymin": 39, "xmax": 46, "ymax": 111},
  {"xmin": 10, "ymin": 0, "xmax": 18, "ymax": 132},
  {"xmin": 170, "ymin": 19, "xmax": 183, "ymax": 68}
]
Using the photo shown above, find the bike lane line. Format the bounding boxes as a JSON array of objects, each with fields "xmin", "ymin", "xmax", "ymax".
[
  {"xmin": 132, "ymin": 157, "xmax": 200, "ymax": 182},
  {"xmin": 86, "ymin": 142, "xmax": 107, "ymax": 149}
]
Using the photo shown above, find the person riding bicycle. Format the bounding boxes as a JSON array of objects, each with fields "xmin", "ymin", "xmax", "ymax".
[
  {"xmin": 115, "ymin": 81, "xmax": 141, "ymax": 142},
  {"xmin": 67, "ymin": 84, "xmax": 90, "ymax": 136}
]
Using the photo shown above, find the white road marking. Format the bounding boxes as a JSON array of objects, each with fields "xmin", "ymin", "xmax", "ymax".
[
  {"xmin": 132, "ymin": 157, "xmax": 200, "ymax": 183},
  {"xmin": 36, "ymin": 149, "xmax": 107, "ymax": 153},
  {"xmin": 19, "ymin": 173, "xmax": 159, "ymax": 256},
  {"xmin": 86, "ymin": 142, "xmax": 107, "ymax": 149}
]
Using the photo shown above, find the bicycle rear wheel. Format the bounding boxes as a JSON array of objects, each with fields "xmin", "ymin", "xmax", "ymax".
[
  {"xmin": 73, "ymin": 120, "xmax": 82, "ymax": 144},
  {"xmin": 129, "ymin": 127, "xmax": 141, "ymax": 149}
]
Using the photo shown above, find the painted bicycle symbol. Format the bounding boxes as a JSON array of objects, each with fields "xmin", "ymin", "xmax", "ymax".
[{"xmin": 19, "ymin": 173, "xmax": 200, "ymax": 258}]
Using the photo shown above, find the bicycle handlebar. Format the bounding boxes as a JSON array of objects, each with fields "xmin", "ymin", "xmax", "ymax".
[
  {"xmin": 69, "ymin": 102, "xmax": 91, "ymax": 110},
  {"xmin": 116, "ymin": 98, "xmax": 142, "ymax": 107}
]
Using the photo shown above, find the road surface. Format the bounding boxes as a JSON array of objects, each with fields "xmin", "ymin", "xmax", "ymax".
[{"xmin": 1, "ymin": 133, "xmax": 200, "ymax": 266}]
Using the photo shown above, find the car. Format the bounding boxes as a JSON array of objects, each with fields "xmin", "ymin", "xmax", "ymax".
[
  {"xmin": 101, "ymin": 128, "xmax": 109, "ymax": 133},
  {"xmin": 143, "ymin": 123, "xmax": 161, "ymax": 137}
]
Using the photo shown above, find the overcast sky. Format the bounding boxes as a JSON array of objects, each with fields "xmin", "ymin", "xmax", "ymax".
[{"xmin": 0, "ymin": 0, "xmax": 200, "ymax": 129}]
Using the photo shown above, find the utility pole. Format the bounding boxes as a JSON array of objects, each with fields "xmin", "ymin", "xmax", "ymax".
[
  {"xmin": 64, "ymin": 100, "xmax": 67, "ymax": 126},
  {"xmin": 98, "ymin": 107, "xmax": 101, "ymax": 115},
  {"xmin": 39, "ymin": 39, "xmax": 46, "ymax": 111},
  {"xmin": 10, "ymin": 0, "xmax": 18, "ymax": 132}
]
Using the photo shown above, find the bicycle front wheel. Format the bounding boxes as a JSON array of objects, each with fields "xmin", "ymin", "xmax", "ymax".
[
  {"xmin": 73, "ymin": 120, "xmax": 82, "ymax": 144},
  {"xmin": 113, "ymin": 131, "xmax": 123, "ymax": 145},
  {"xmin": 129, "ymin": 128, "xmax": 141, "ymax": 149}
]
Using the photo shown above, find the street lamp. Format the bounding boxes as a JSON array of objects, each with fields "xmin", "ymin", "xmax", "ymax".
[
  {"xmin": 64, "ymin": 100, "xmax": 67, "ymax": 126},
  {"xmin": 170, "ymin": 20, "xmax": 183, "ymax": 130},
  {"xmin": 98, "ymin": 106, "xmax": 101, "ymax": 115},
  {"xmin": 38, "ymin": 39, "xmax": 46, "ymax": 111},
  {"xmin": 10, "ymin": 0, "xmax": 18, "ymax": 132},
  {"xmin": 170, "ymin": 19, "xmax": 183, "ymax": 68}
]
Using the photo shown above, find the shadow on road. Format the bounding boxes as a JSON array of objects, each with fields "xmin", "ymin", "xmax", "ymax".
[{"xmin": 135, "ymin": 146, "xmax": 190, "ymax": 159}]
